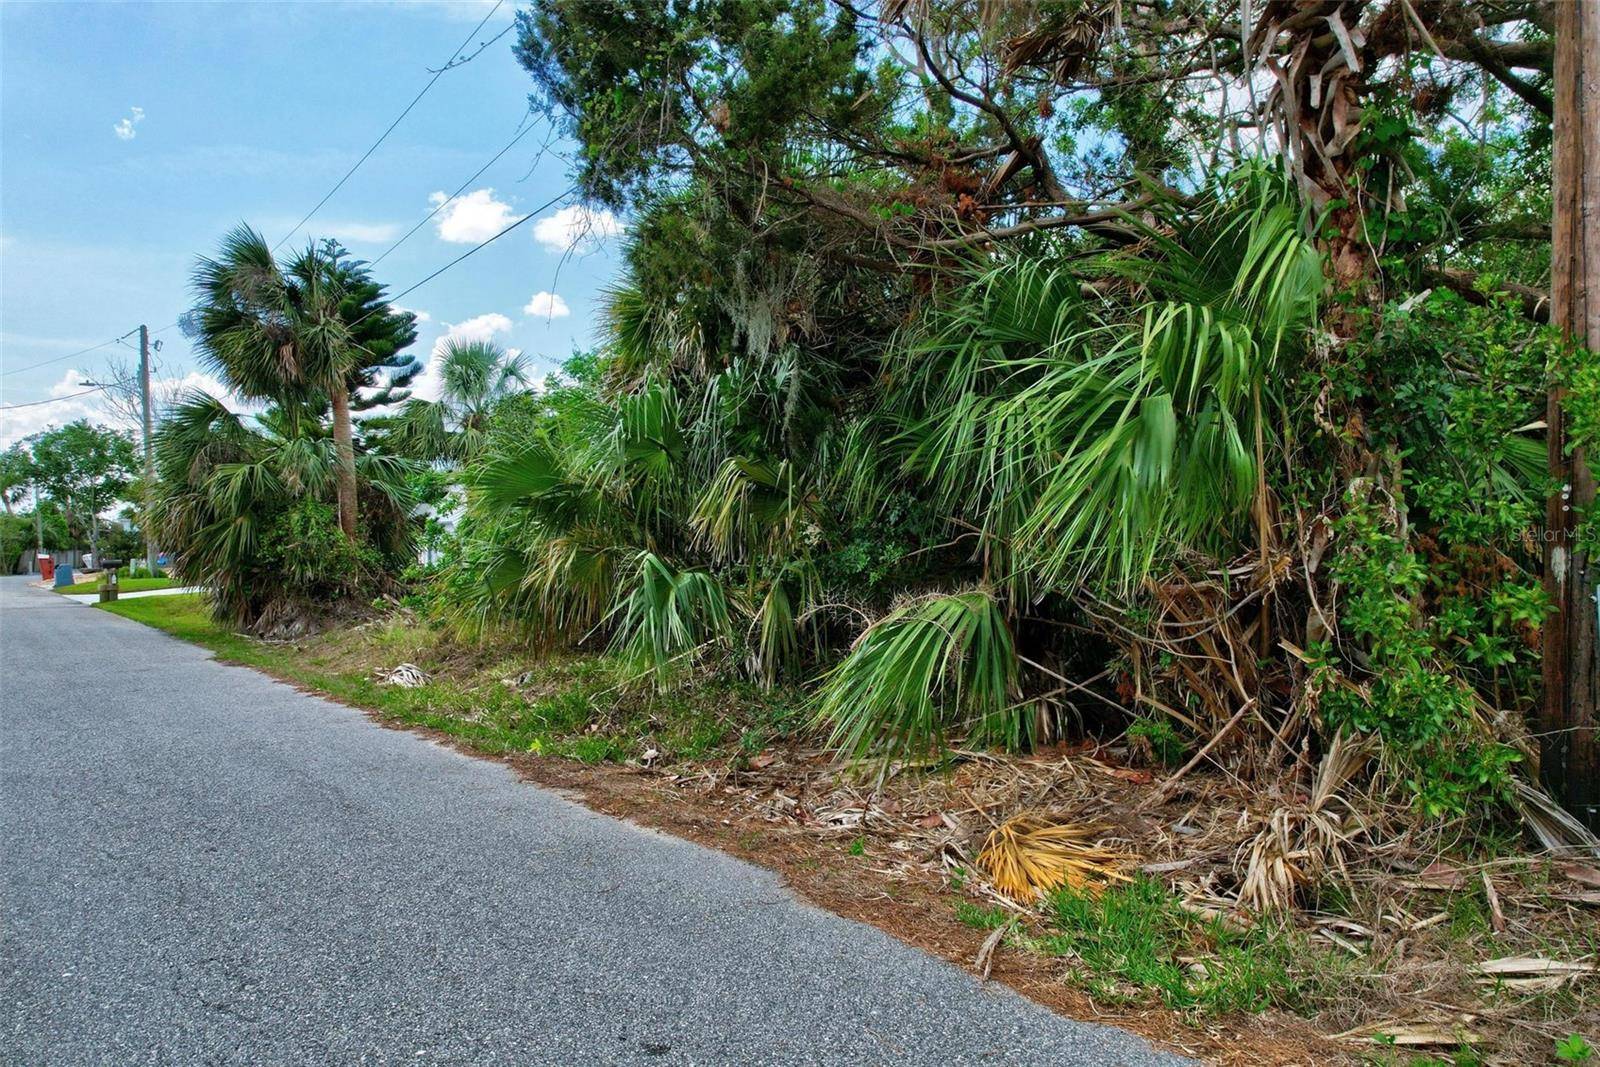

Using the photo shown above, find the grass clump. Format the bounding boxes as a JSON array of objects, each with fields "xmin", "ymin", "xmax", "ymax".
[
  {"xmin": 954, "ymin": 901, "xmax": 1011, "ymax": 930},
  {"xmin": 1040, "ymin": 876, "xmax": 1325, "ymax": 1015}
]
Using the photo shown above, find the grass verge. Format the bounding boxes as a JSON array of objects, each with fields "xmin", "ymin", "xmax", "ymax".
[
  {"xmin": 58, "ymin": 576, "xmax": 178, "ymax": 594},
  {"xmin": 98, "ymin": 593, "xmax": 800, "ymax": 766}
]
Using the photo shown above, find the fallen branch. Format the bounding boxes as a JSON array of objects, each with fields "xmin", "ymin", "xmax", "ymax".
[
  {"xmin": 1139, "ymin": 698, "xmax": 1256, "ymax": 809},
  {"xmin": 1420, "ymin": 266, "xmax": 1550, "ymax": 324}
]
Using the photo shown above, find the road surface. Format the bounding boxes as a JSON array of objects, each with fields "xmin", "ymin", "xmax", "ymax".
[{"xmin": 1, "ymin": 577, "xmax": 1184, "ymax": 1065}]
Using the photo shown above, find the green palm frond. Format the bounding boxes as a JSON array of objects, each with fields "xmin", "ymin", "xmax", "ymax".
[
  {"xmin": 190, "ymin": 226, "xmax": 354, "ymax": 402},
  {"xmin": 894, "ymin": 171, "xmax": 1323, "ymax": 595},
  {"xmin": 750, "ymin": 558, "xmax": 821, "ymax": 686},
  {"xmin": 690, "ymin": 456, "xmax": 816, "ymax": 561},
  {"xmin": 813, "ymin": 588, "xmax": 1019, "ymax": 761},
  {"xmin": 607, "ymin": 551, "xmax": 733, "ymax": 687}
]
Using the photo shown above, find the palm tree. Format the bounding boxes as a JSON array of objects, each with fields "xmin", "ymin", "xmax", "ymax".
[
  {"xmin": 385, "ymin": 339, "xmax": 529, "ymax": 465},
  {"xmin": 190, "ymin": 226, "xmax": 364, "ymax": 537},
  {"xmin": 149, "ymin": 392, "xmax": 414, "ymax": 629}
]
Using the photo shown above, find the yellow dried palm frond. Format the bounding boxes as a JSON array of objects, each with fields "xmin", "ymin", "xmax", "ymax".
[{"xmin": 977, "ymin": 814, "xmax": 1129, "ymax": 902}]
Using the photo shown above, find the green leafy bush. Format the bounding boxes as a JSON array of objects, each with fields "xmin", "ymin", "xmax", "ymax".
[{"xmin": 1317, "ymin": 495, "xmax": 1520, "ymax": 818}]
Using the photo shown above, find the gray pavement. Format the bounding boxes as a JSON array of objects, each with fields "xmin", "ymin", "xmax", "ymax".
[{"xmin": 0, "ymin": 576, "xmax": 1185, "ymax": 1065}]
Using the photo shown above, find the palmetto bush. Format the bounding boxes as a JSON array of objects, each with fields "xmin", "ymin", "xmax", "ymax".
[
  {"xmin": 893, "ymin": 167, "xmax": 1322, "ymax": 596},
  {"xmin": 814, "ymin": 588, "xmax": 1019, "ymax": 760},
  {"xmin": 608, "ymin": 551, "xmax": 733, "ymax": 687},
  {"xmin": 443, "ymin": 169, "xmax": 1325, "ymax": 761},
  {"xmin": 808, "ymin": 170, "xmax": 1322, "ymax": 756}
]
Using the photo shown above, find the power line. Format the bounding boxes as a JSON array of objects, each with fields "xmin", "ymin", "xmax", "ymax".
[
  {"xmin": 0, "ymin": 378, "xmax": 135, "ymax": 413},
  {"xmin": 376, "ymin": 185, "xmax": 577, "ymax": 318},
  {"xmin": 1, "ymin": 329, "xmax": 140, "ymax": 378},
  {"xmin": 271, "ymin": 0, "xmax": 507, "ymax": 253},
  {"xmin": 2, "ymin": 321, "xmax": 179, "ymax": 380},
  {"xmin": 370, "ymin": 116, "xmax": 542, "ymax": 268}
]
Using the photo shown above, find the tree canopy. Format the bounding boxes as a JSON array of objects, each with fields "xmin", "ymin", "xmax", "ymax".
[{"xmin": 26, "ymin": 421, "xmax": 139, "ymax": 554}]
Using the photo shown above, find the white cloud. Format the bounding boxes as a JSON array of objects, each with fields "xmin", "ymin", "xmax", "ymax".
[
  {"xmin": 430, "ymin": 188, "xmax": 516, "ymax": 244},
  {"xmin": 435, "ymin": 312, "xmax": 513, "ymax": 352},
  {"xmin": 0, "ymin": 368, "xmax": 250, "ymax": 449},
  {"xmin": 533, "ymin": 205, "xmax": 624, "ymax": 254},
  {"xmin": 523, "ymin": 292, "xmax": 570, "ymax": 320},
  {"xmin": 159, "ymin": 371, "xmax": 250, "ymax": 411},
  {"xmin": 410, "ymin": 313, "xmax": 514, "ymax": 402},
  {"xmin": 390, "ymin": 305, "xmax": 431, "ymax": 324},
  {"xmin": 0, "ymin": 370, "xmax": 104, "ymax": 447},
  {"xmin": 113, "ymin": 106, "xmax": 145, "ymax": 141}
]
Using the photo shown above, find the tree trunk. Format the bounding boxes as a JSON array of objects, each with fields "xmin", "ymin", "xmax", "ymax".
[
  {"xmin": 329, "ymin": 383, "xmax": 359, "ymax": 540},
  {"xmin": 1544, "ymin": 0, "xmax": 1600, "ymax": 831}
]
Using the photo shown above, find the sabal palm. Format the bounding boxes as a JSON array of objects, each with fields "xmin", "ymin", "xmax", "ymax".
[
  {"xmin": 894, "ymin": 167, "xmax": 1323, "ymax": 596},
  {"xmin": 389, "ymin": 339, "xmax": 528, "ymax": 465},
  {"xmin": 191, "ymin": 225, "xmax": 363, "ymax": 537}
]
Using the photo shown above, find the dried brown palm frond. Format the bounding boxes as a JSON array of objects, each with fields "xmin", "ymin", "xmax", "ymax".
[
  {"xmin": 977, "ymin": 813, "xmax": 1129, "ymax": 902},
  {"xmin": 1000, "ymin": 2, "xmax": 1114, "ymax": 84},
  {"xmin": 1237, "ymin": 731, "xmax": 1375, "ymax": 913}
]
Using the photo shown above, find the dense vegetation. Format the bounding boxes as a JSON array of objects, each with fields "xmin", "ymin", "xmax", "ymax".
[
  {"xmin": 463, "ymin": 0, "xmax": 1579, "ymax": 831},
  {"xmin": 138, "ymin": 1, "xmax": 1594, "ymax": 851},
  {"xmin": 150, "ymin": 231, "xmax": 421, "ymax": 633}
]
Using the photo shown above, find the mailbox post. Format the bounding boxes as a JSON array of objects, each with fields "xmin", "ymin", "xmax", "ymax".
[{"xmin": 99, "ymin": 559, "xmax": 125, "ymax": 603}]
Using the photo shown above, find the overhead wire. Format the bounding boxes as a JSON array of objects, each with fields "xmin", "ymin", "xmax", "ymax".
[
  {"xmin": 373, "ymin": 185, "xmax": 578, "ymax": 319},
  {"xmin": 369, "ymin": 115, "xmax": 543, "ymax": 268},
  {"xmin": 0, "ymin": 378, "xmax": 136, "ymax": 412},
  {"xmin": 270, "ymin": 0, "xmax": 507, "ymax": 253},
  {"xmin": 2, "ymin": 329, "xmax": 141, "ymax": 378}
]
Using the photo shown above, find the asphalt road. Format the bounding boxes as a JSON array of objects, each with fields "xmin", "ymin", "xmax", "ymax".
[{"xmin": 0, "ymin": 576, "xmax": 1185, "ymax": 1066}]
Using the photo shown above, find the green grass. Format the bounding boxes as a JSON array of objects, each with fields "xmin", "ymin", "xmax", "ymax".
[
  {"xmin": 1036, "ymin": 876, "xmax": 1330, "ymax": 1015},
  {"xmin": 100, "ymin": 594, "xmax": 258, "ymax": 652},
  {"xmin": 97, "ymin": 593, "xmax": 799, "ymax": 769},
  {"xmin": 57, "ymin": 576, "xmax": 179, "ymax": 595}
]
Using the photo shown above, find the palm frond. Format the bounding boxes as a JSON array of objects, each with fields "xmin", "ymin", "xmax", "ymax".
[
  {"xmin": 607, "ymin": 551, "xmax": 733, "ymax": 688},
  {"xmin": 813, "ymin": 588, "xmax": 1019, "ymax": 761}
]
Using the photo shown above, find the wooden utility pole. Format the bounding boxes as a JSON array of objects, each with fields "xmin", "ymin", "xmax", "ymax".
[
  {"xmin": 1545, "ymin": 0, "xmax": 1600, "ymax": 831},
  {"xmin": 139, "ymin": 324, "xmax": 157, "ymax": 577}
]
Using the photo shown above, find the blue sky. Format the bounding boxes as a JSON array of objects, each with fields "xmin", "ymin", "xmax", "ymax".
[{"xmin": 0, "ymin": 0, "xmax": 622, "ymax": 444}]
